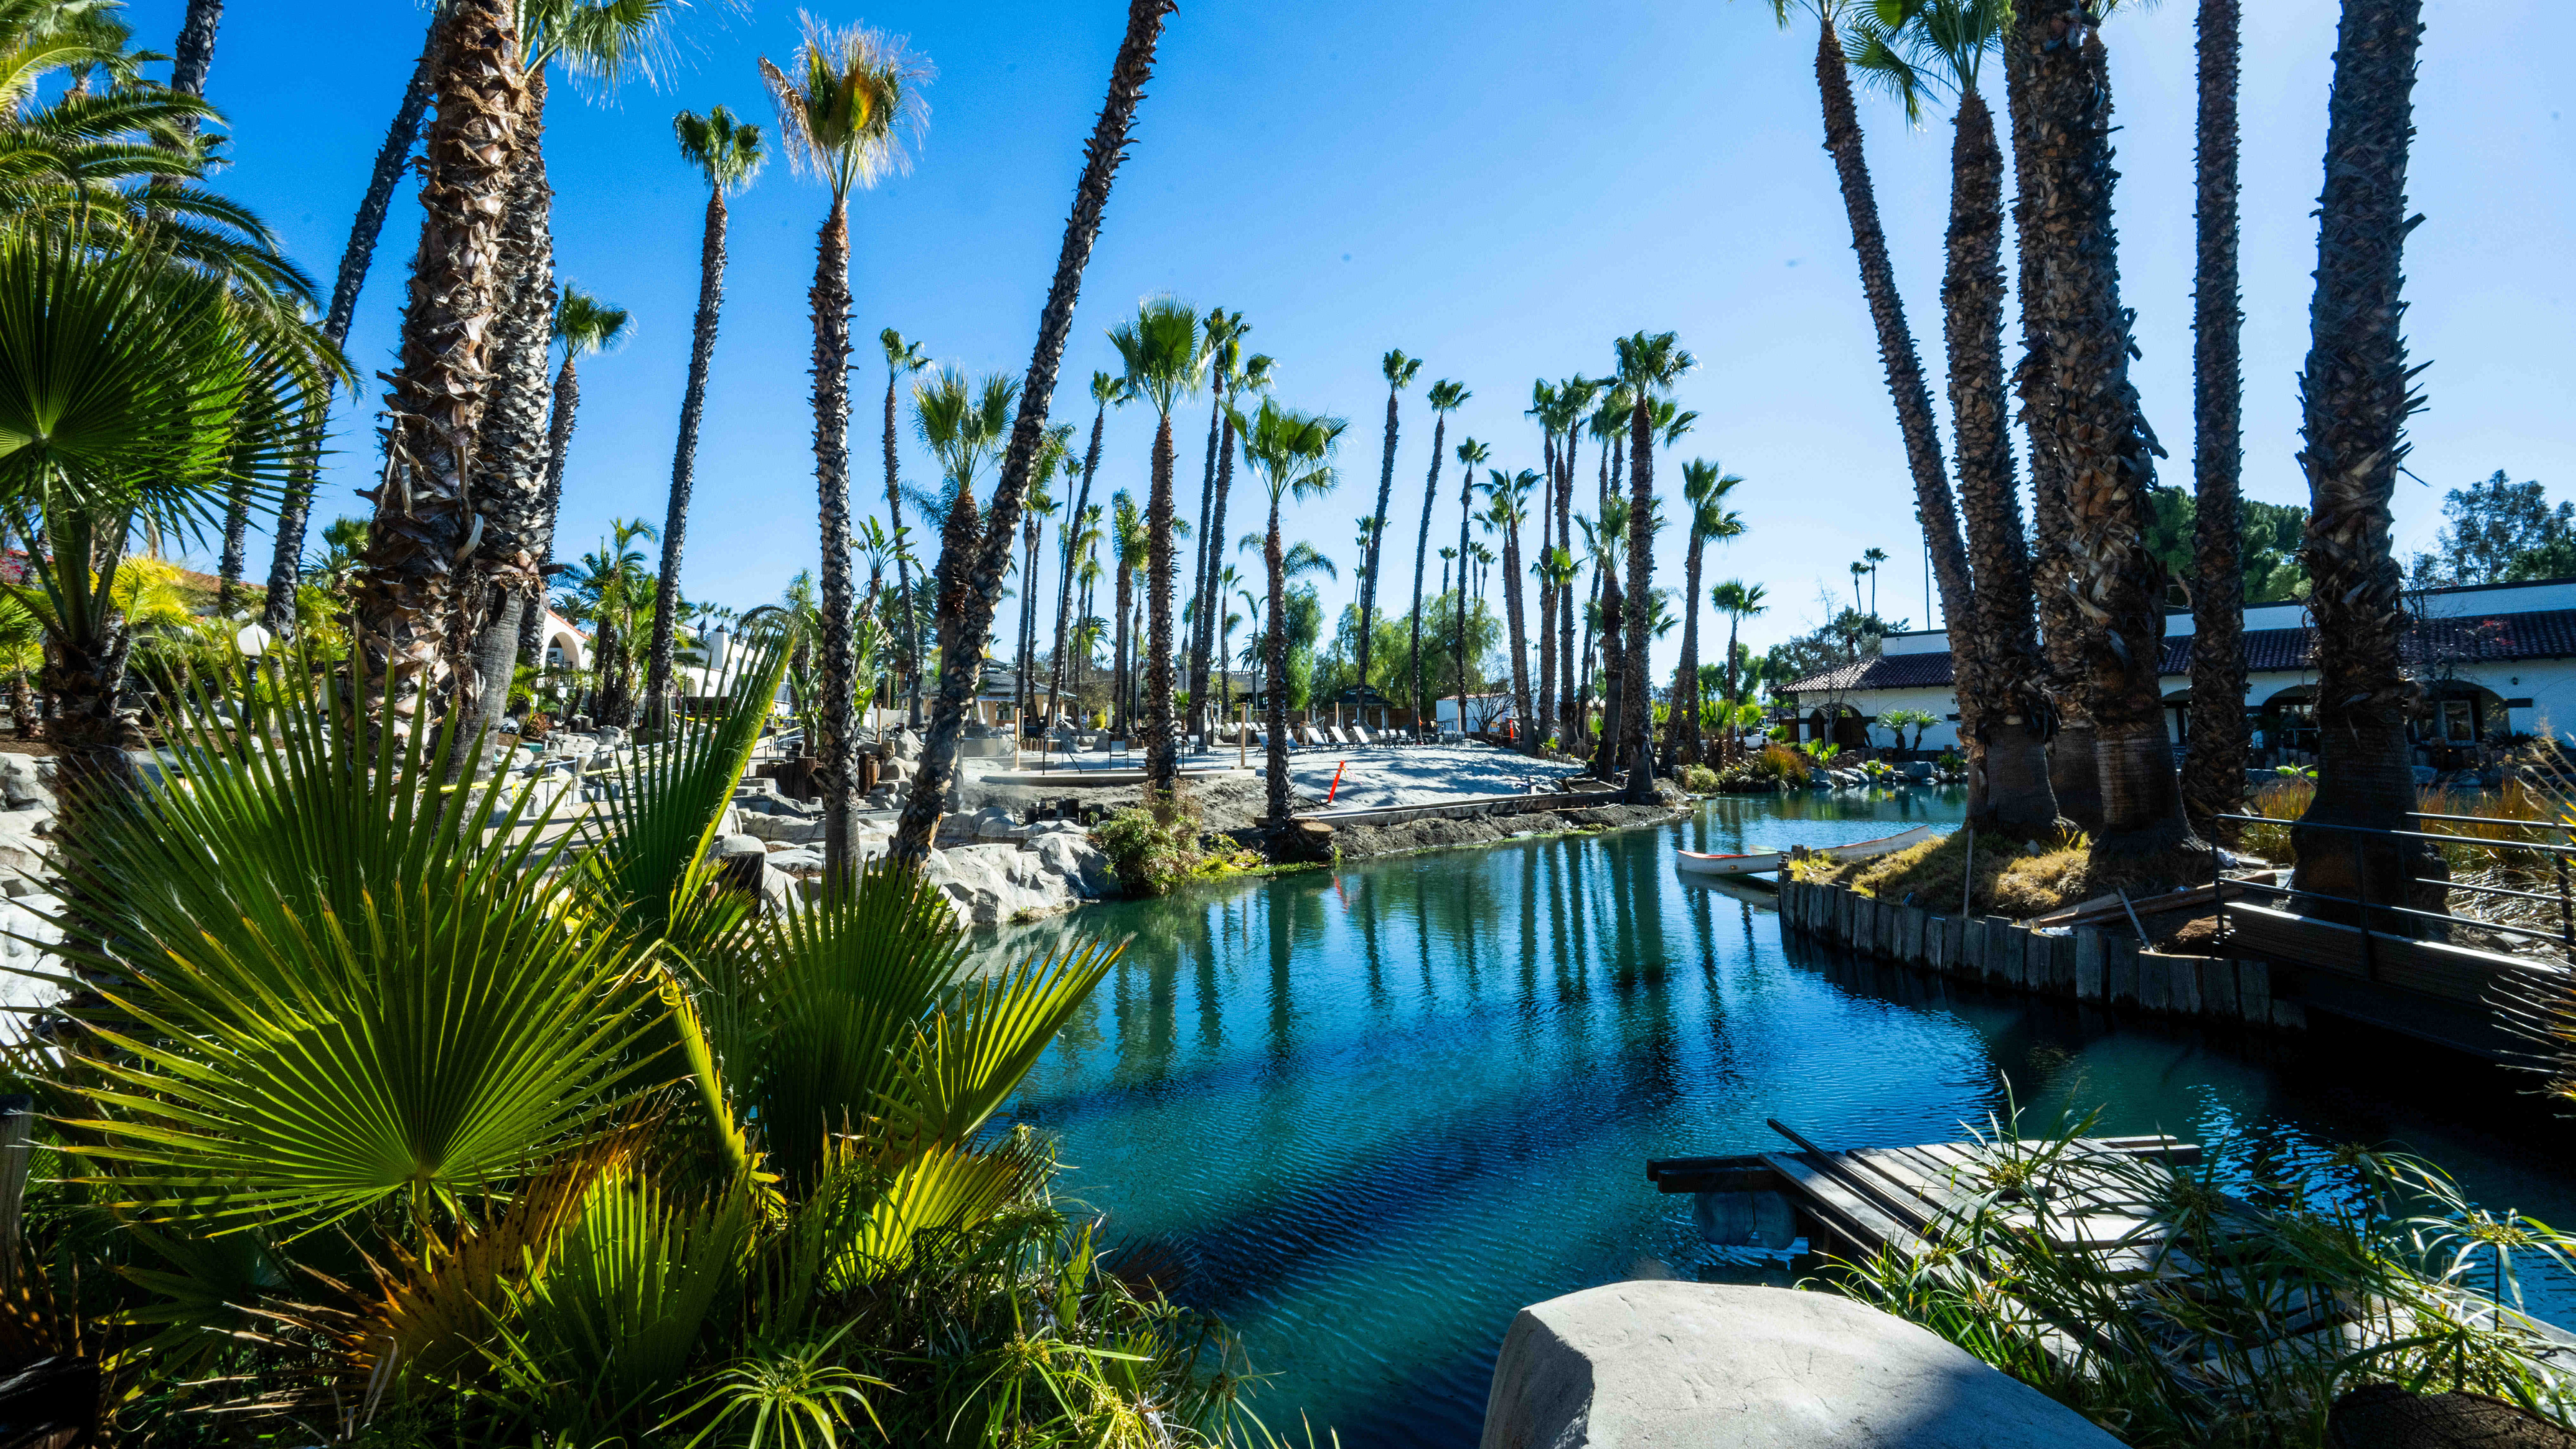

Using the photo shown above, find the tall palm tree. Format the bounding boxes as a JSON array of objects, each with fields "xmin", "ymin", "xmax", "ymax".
[
  {"xmin": 644, "ymin": 106, "xmax": 764, "ymax": 728},
  {"xmin": 1763, "ymin": 0, "xmax": 1978, "ymax": 768},
  {"xmin": 1525, "ymin": 380, "xmax": 1560, "ymax": 749},
  {"xmin": 1195, "ymin": 348, "xmax": 1271, "ymax": 734},
  {"xmin": 1486, "ymin": 468, "xmax": 1539, "ymax": 753},
  {"xmin": 2010, "ymin": 1, "xmax": 2190, "ymax": 868},
  {"xmin": 1407, "ymin": 379, "xmax": 1468, "ymax": 737},
  {"xmin": 1358, "ymin": 348, "xmax": 1421, "ymax": 699},
  {"xmin": 1550, "ymin": 376, "xmax": 1599, "ymax": 746},
  {"xmin": 1014, "ymin": 424, "xmax": 1073, "ymax": 727},
  {"xmin": 1670, "ymin": 459, "xmax": 1744, "ymax": 768},
  {"xmin": 350, "ymin": 0, "xmax": 525, "ymax": 732},
  {"xmin": 1184, "ymin": 307, "xmax": 1242, "ymax": 734},
  {"xmin": 1852, "ymin": 0, "xmax": 2058, "ymax": 834},
  {"xmin": 2184, "ymin": 0, "xmax": 2248, "ymax": 840},
  {"xmin": 763, "ymin": 18, "xmax": 927, "ymax": 880},
  {"xmin": 1452, "ymin": 436, "xmax": 1487, "ymax": 741},
  {"xmin": 511, "ymin": 287, "xmax": 628, "ymax": 672},
  {"xmin": 1616, "ymin": 329, "xmax": 1694, "ymax": 796},
  {"xmin": 2289, "ymin": 0, "xmax": 2433, "ymax": 925},
  {"xmin": 1233, "ymin": 400, "xmax": 1344, "ymax": 824},
  {"xmin": 893, "ymin": 0, "xmax": 1182, "ymax": 863},
  {"xmin": 461, "ymin": 0, "xmax": 672, "ymax": 744},
  {"xmin": 1862, "ymin": 545, "xmax": 1888, "ymax": 616},
  {"xmin": 914, "ymin": 370, "xmax": 1021, "ymax": 692},
  {"xmin": 1048, "ymin": 372, "xmax": 1123, "ymax": 726},
  {"xmin": 1108, "ymin": 490, "xmax": 1143, "ymax": 736},
  {"xmin": 1712, "ymin": 579, "xmax": 1768, "ymax": 762},
  {"xmin": 262, "ymin": 3, "xmax": 446, "ymax": 635},
  {"xmin": 876, "ymin": 328, "xmax": 933, "ymax": 721},
  {"xmin": 1850, "ymin": 560, "xmax": 1869, "ymax": 614},
  {"xmin": 1106, "ymin": 296, "xmax": 1208, "ymax": 797}
]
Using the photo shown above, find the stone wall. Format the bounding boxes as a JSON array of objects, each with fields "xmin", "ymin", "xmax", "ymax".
[{"xmin": 1777, "ymin": 880, "xmax": 2306, "ymax": 1032}]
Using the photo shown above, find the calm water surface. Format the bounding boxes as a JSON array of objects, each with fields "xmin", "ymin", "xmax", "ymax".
[{"xmin": 982, "ymin": 790, "xmax": 2576, "ymax": 1448}]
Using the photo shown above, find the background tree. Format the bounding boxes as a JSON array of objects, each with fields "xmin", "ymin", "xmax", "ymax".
[
  {"xmin": 2182, "ymin": 0, "xmax": 2249, "ymax": 839},
  {"xmin": 645, "ymin": 105, "xmax": 764, "ymax": 727},
  {"xmin": 1669, "ymin": 459, "xmax": 1743, "ymax": 767},
  {"xmin": 1403, "ymin": 379, "xmax": 1467, "ymax": 737},
  {"xmin": 763, "ymin": 18, "xmax": 927, "ymax": 880},
  {"xmin": 2409, "ymin": 471, "xmax": 2576, "ymax": 586},
  {"xmin": 2291, "ymin": 0, "xmax": 2436, "ymax": 928},
  {"xmin": 1235, "ymin": 399, "xmax": 1345, "ymax": 824},
  {"xmin": 878, "ymin": 328, "xmax": 933, "ymax": 719},
  {"xmin": 514, "ymin": 287, "xmax": 628, "ymax": 671},
  {"xmin": 1048, "ymin": 372, "xmax": 1123, "ymax": 726},
  {"xmin": 1486, "ymin": 467, "xmax": 1539, "ymax": 753},
  {"xmin": 1358, "ymin": 348, "xmax": 1421, "ymax": 699},
  {"xmin": 1184, "ymin": 307, "xmax": 1242, "ymax": 737},
  {"xmin": 1712, "ymin": 578, "xmax": 1768, "ymax": 761},
  {"xmin": 1616, "ymin": 328, "xmax": 1693, "ymax": 797},
  {"xmin": 1106, "ymin": 296, "xmax": 1208, "ymax": 797}
]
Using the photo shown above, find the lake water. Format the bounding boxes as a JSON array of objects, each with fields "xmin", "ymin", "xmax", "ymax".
[{"xmin": 985, "ymin": 789, "xmax": 2576, "ymax": 1448}]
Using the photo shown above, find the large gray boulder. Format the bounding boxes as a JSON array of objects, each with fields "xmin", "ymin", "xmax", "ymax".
[
  {"xmin": 740, "ymin": 811, "xmax": 825, "ymax": 844},
  {"xmin": 1481, "ymin": 1282, "xmax": 2118, "ymax": 1449},
  {"xmin": 0, "ymin": 753, "xmax": 55, "ymax": 814}
]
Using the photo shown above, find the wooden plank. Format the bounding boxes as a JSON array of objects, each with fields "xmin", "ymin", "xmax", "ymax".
[
  {"xmin": 2004, "ymin": 924, "xmax": 2032, "ymax": 989},
  {"xmin": 2076, "ymin": 929, "xmax": 2106, "ymax": 1000},
  {"xmin": 2138, "ymin": 944, "xmax": 2171, "ymax": 1012},
  {"xmin": 2109, "ymin": 934, "xmax": 2140, "ymax": 1005},
  {"xmin": 2204, "ymin": 953, "xmax": 2240, "ymax": 1019},
  {"xmin": 2158, "ymin": 951, "xmax": 2202, "ymax": 1015},
  {"xmin": 2237, "ymin": 957, "xmax": 2271, "ymax": 1024},
  {"xmin": 1898, "ymin": 902, "xmax": 1925, "ymax": 964},
  {"xmin": 1763, "ymin": 1151, "xmax": 1926, "ymax": 1258},
  {"xmin": 1925, "ymin": 913, "xmax": 1951, "ymax": 972}
]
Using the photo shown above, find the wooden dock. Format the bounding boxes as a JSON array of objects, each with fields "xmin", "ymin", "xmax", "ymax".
[{"xmin": 1648, "ymin": 1120, "xmax": 2201, "ymax": 1263}]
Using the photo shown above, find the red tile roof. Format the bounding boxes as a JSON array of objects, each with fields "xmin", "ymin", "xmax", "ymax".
[{"xmin": 1780, "ymin": 609, "xmax": 2576, "ymax": 696}]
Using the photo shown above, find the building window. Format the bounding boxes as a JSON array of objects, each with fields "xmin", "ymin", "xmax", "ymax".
[{"xmin": 2441, "ymin": 698, "xmax": 2475, "ymax": 743}]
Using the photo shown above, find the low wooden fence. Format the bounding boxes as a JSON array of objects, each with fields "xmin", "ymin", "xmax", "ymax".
[{"xmin": 1777, "ymin": 880, "xmax": 2301, "ymax": 1032}]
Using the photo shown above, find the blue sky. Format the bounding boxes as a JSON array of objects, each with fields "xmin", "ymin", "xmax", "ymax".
[{"xmin": 135, "ymin": 0, "xmax": 2573, "ymax": 674}]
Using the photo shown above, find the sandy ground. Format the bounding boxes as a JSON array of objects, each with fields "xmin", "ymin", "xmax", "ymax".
[{"xmin": 960, "ymin": 741, "xmax": 1596, "ymax": 829}]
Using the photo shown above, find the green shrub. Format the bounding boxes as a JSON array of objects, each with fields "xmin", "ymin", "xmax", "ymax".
[
  {"xmin": 1678, "ymin": 763, "xmax": 1719, "ymax": 795},
  {"xmin": 1092, "ymin": 795, "xmax": 1210, "ymax": 896}
]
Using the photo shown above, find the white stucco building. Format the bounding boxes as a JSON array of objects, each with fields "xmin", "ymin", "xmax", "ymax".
[{"xmin": 1775, "ymin": 577, "xmax": 2576, "ymax": 764}]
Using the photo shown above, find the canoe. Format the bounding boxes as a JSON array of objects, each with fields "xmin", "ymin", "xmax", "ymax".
[{"xmin": 1674, "ymin": 824, "xmax": 1938, "ymax": 878}]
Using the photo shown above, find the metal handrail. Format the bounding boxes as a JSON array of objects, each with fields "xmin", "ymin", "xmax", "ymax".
[
  {"xmin": 2222, "ymin": 875, "xmax": 2575, "ymax": 947},
  {"xmin": 2410, "ymin": 810, "xmax": 2573, "ymax": 832},
  {"xmin": 2213, "ymin": 810, "xmax": 2576, "ymax": 954},
  {"xmin": 2218, "ymin": 812, "xmax": 2576, "ymax": 858}
]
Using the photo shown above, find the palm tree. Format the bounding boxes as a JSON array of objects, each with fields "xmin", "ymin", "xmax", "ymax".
[
  {"xmin": 511, "ymin": 287, "xmax": 628, "ymax": 676},
  {"xmin": 876, "ymin": 328, "xmax": 933, "ymax": 721},
  {"xmin": 562, "ymin": 517, "xmax": 658, "ymax": 721},
  {"xmin": 1190, "ymin": 343, "xmax": 1270, "ymax": 739},
  {"xmin": 1862, "ymin": 545, "xmax": 1888, "ymax": 616},
  {"xmin": 2184, "ymin": 0, "xmax": 2248, "ymax": 839},
  {"xmin": 1712, "ymin": 579, "xmax": 1768, "ymax": 762},
  {"xmin": 1452, "ymin": 436, "xmax": 1488, "ymax": 742},
  {"xmin": 1761, "ymin": 0, "xmax": 1978, "ymax": 770},
  {"xmin": 1850, "ymin": 560, "xmax": 1869, "ymax": 614},
  {"xmin": 1852, "ymin": 0, "xmax": 2058, "ymax": 834},
  {"xmin": 644, "ymin": 105, "xmax": 764, "ymax": 728},
  {"xmin": 1615, "ymin": 329, "xmax": 1694, "ymax": 796},
  {"xmin": 1358, "ymin": 348, "xmax": 1422, "ymax": 700},
  {"xmin": 2288, "ymin": 0, "xmax": 2434, "ymax": 925},
  {"xmin": 1486, "ymin": 468, "xmax": 1540, "ymax": 753},
  {"xmin": 1108, "ymin": 491, "xmax": 1144, "ymax": 736},
  {"xmin": 1551, "ymin": 375, "xmax": 1601, "ymax": 748},
  {"xmin": 1670, "ymin": 460, "xmax": 1744, "ymax": 767},
  {"xmin": 1405, "ymin": 379, "xmax": 1468, "ymax": 738},
  {"xmin": 349, "ymin": 0, "xmax": 526, "ymax": 732},
  {"xmin": 261, "ymin": 3, "xmax": 444, "ymax": 635},
  {"xmin": 763, "ymin": 17, "xmax": 927, "ymax": 880},
  {"xmin": 1234, "ymin": 399, "xmax": 1345, "ymax": 825},
  {"xmin": 1106, "ymin": 296, "xmax": 1208, "ymax": 797},
  {"xmin": 913, "ymin": 371, "xmax": 1021, "ymax": 736},
  {"xmin": 1014, "ymin": 425, "xmax": 1073, "ymax": 728},
  {"xmin": 1048, "ymin": 372, "xmax": 1124, "ymax": 728},
  {"xmin": 892, "ymin": 0, "xmax": 1182, "ymax": 864},
  {"xmin": 2009, "ymin": 2, "xmax": 2191, "ymax": 867},
  {"xmin": 1184, "ymin": 307, "xmax": 1242, "ymax": 734}
]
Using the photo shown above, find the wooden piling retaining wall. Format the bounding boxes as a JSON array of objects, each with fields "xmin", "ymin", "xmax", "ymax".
[{"xmin": 1777, "ymin": 880, "xmax": 2306, "ymax": 1032}]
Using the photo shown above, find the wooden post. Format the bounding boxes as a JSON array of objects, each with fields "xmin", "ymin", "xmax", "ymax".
[
  {"xmin": 2108, "ymin": 935, "xmax": 2140, "ymax": 1005},
  {"xmin": 2076, "ymin": 929, "xmax": 2106, "ymax": 1001},
  {"xmin": 2237, "ymin": 958, "xmax": 2271, "ymax": 1025},
  {"xmin": 1240, "ymin": 703, "xmax": 1249, "ymax": 769},
  {"xmin": 2202, "ymin": 954, "xmax": 2239, "ymax": 1019},
  {"xmin": 0, "ymin": 1094, "xmax": 29, "ymax": 1293},
  {"xmin": 2137, "ymin": 947, "xmax": 2171, "ymax": 1013},
  {"xmin": 1926, "ymin": 915, "xmax": 1951, "ymax": 973}
]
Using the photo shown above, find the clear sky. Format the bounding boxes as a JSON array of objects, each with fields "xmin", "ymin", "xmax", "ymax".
[{"xmin": 133, "ymin": 0, "xmax": 2573, "ymax": 677}]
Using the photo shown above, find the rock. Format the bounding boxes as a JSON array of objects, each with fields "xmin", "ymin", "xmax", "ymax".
[
  {"xmin": 1032, "ymin": 833, "xmax": 1117, "ymax": 898},
  {"xmin": 0, "ymin": 754, "xmax": 55, "ymax": 814},
  {"xmin": 740, "ymin": 811, "xmax": 824, "ymax": 844},
  {"xmin": 920, "ymin": 843, "xmax": 1077, "ymax": 926},
  {"xmin": 765, "ymin": 846, "xmax": 827, "ymax": 875},
  {"xmin": 716, "ymin": 804, "xmax": 743, "ymax": 838},
  {"xmin": 594, "ymin": 725, "xmax": 627, "ymax": 748},
  {"xmin": 1480, "ymin": 1282, "xmax": 2119, "ymax": 1449},
  {"xmin": 758, "ymin": 863, "xmax": 800, "ymax": 913},
  {"xmin": 2327, "ymin": 1383, "xmax": 2576, "ymax": 1448},
  {"xmin": 1270, "ymin": 819, "xmax": 1336, "ymax": 864},
  {"xmin": 715, "ymin": 833, "xmax": 766, "ymax": 864},
  {"xmin": 0, "ymin": 808, "xmax": 48, "ymax": 880},
  {"xmin": 881, "ymin": 756, "xmax": 913, "ymax": 782},
  {"xmin": 0, "ymin": 893, "xmax": 67, "ymax": 1044}
]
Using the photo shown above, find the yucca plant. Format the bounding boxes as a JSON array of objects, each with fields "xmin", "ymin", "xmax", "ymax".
[{"xmin": 0, "ymin": 632, "xmax": 1244, "ymax": 1445}]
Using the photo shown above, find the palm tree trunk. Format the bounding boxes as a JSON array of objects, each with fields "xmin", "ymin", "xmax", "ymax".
[
  {"xmin": 881, "ymin": 367, "xmax": 920, "ymax": 726},
  {"xmin": 1185, "ymin": 379, "xmax": 1223, "ymax": 739},
  {"xmin": 1503, "ymin": 513, "xmax": 1531, "ymax": 754},
  {"xmin": 1113, "ymin": 562, "xmax": 1133, "ymax": 736},
  {"xmin": 169, "ymin": 0, "xmax": 222, "ymax": 99},
  {"xmin": 645, "ymin": 182, "xmax": 730, "ymax": 729},
  {"xmin": 1621, "ymin": 395, "xmax": 1660, "ymax": 795},
  {"xmin": 1945, "ymin": 82, "xmax": 2060, "ymax": 837},
  {"xmin": 1408, "ymin": 413, "xmax": 1448, "ymax": 737},
  {"xmin": 2183, "ymin": 0, "xmax": 2249, "ymax": 842},
  {"xmin": 809, "ymin": 198, "xmax": 862, "ymax": 879},
  {"xmin": 1455, "ymin": 467, "xmax": 1473, "ymax": 735},
  {"xmin": 1354, "ymin": 383, "xmax": 1401, "ymax": 699},
  {"xmin": 264, "ymin": 5, "xmax": 445, "ymax": 636},
  {"xmin": 2013, "ymin": 8, "xmax": 2192, "ymax": 867},
  {"xmin": 1534, "ymin": 433, "xmax": 1556, "ymax": 751},
  {"xmin": 893, "ymin": 0, "xmax": 1177, "ymax": 862},
  {"xmin": 1048, "ymin": 399, "xmax": 1106, "ymax": 724},
  {"xmin": 1558, "ymin": 441, "xmax": 1577, "ymax": 748},
  {"xmin": 1672, "ymin": 536, "xmax": 1703, "ymax": 767},
  {"xmin": 1265, "ymin": 504, "xmax": 1291, "ymax": 824},
  {"xmin": 517, "ymin": 350, "xmax": 581, "ymax": 666},
  {"xmin": 1197, "ymin": 402, "xmax": 1240, "ymax": 728},
  {"xmin": 459, "ymin": 66, "xmax": 554, "ymax": 757},
  {"xmin": 1723, "ymin": 611, "xmax": 1743, "ymax": 762},
  {"xmin": 1144, "ymin": 409, "xmax": 1180, "ymax": 793},
  {"xmin": 39, "ymin": 514, "xmax": 142, "ymax": 824},
  {"xmin": 2289, "ymin": 0, "xmax": 2437, "ymax": 928},
  {"xmin": 1594, "ymin": 569, "xmax": 1625, "ymax": 781},
  {"xmin": 352, "ymin": 0, "xmax": 524, "ymax": 732},
  {"xmin": 1810, "ymin": 19, "xmax": 1979, "ymax": 737}
]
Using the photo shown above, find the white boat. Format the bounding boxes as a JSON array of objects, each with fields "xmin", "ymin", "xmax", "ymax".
[{"xmin": 1674, "ymin": 824, "xmax": 1939, "ymax": 878}]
